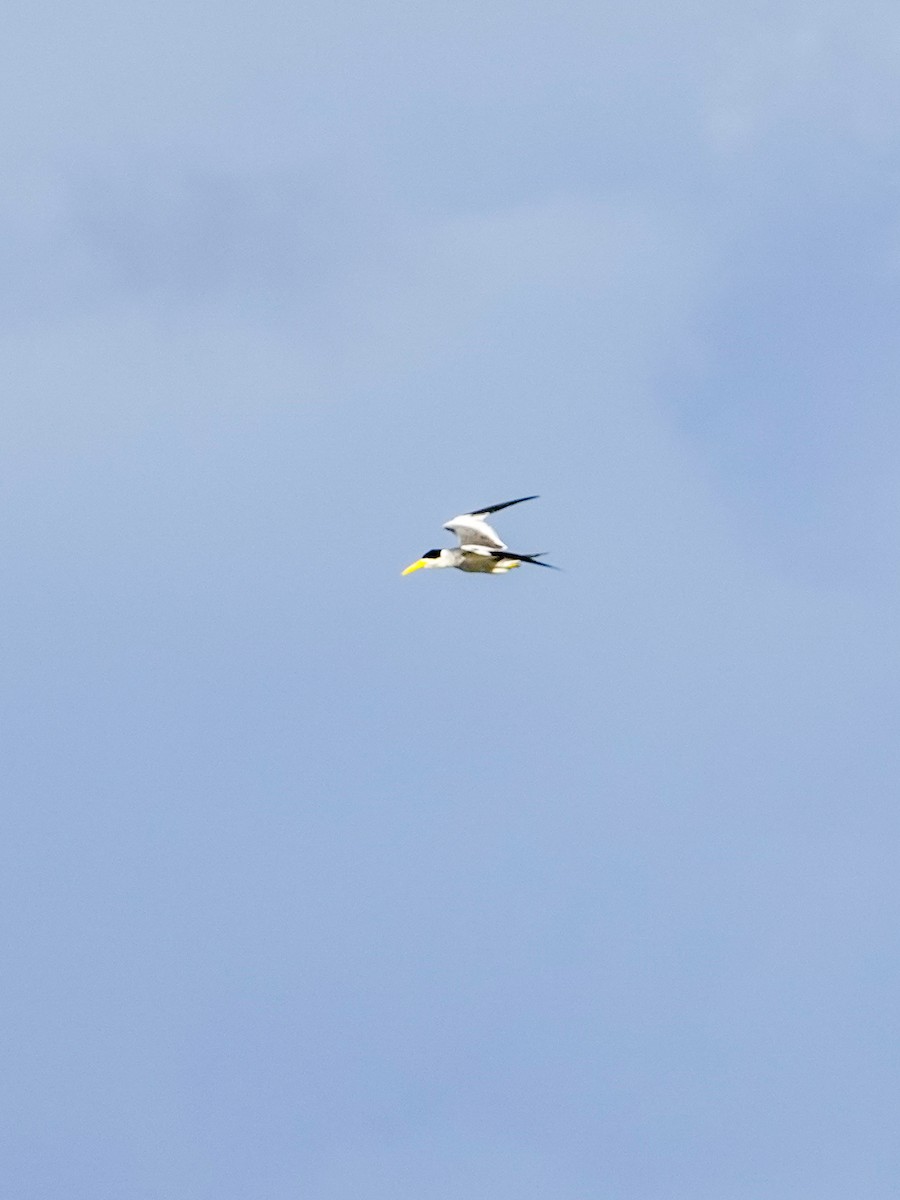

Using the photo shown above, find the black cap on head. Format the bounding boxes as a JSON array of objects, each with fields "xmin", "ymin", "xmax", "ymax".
[{"xmin": 422, "ymin": 549, "xmax": 442, "ymax": 559}]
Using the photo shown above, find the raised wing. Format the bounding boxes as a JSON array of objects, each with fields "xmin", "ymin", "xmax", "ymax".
[
  {"xmin": 443, "ymin": 513, "xmax": 507, "ymax": 549},
  {"xmin": 442, "ymin": 495, "xmax": 538, "ymax": 551}
]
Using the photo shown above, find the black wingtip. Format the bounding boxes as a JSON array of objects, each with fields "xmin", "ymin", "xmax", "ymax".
[
  {"xmin": 490, "ymin": 550, "xmax": 560, "ymax": 570},
  {"xmin": 469, "ymin": 494, "xmax": 539, "ymax": 516}
]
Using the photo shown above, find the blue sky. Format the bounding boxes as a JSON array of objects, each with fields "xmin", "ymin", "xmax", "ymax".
[{"xmin": 3, "ymin": 2, "xmax": 900, "ymax": 1197}]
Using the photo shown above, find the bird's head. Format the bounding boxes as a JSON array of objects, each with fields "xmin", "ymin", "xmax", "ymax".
[{"xmin": 401, "ymin": 548, "xmax": 445, "ymax": 575}]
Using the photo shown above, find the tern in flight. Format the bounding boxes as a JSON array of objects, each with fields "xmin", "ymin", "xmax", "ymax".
[{"xmin": 402, "ymin": 495, "xmax": 558, "ymax": 575}]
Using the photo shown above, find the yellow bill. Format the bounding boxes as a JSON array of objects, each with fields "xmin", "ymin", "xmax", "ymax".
[{"xmin": 402, "ymin": 559, "xmax": 428, "ymax": 575}]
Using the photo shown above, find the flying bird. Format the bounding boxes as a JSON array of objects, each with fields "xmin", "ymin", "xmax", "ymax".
[{"xmin": 402, "ymin": 495, "xmax": 558, "ymax": 575}]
